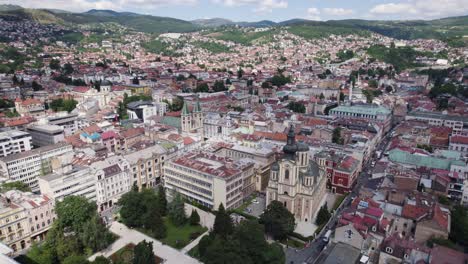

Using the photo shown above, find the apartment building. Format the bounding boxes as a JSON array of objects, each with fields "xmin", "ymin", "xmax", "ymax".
[
  {"xmin": 27, "ymin": 125, "xmax": 65, "ymax": 147},
  {"xmin": 0, "ymin": 131, "xmax": 32, "ymax": 158},
  {"xmin": 123, "ymin": 144, "xmax": 167, "ymax": 190},
  {"xmin": 0, "ymin": 143, "xmax": 73, "ymax": 191},
  {"xmin": 38, "ymin": 165, "xmax": 96, "ymax": 202},
  {"xmin": 91, "ymin": 156, "xmax": 131, "ymax": 212},
  {"xmin": 0, "ymin": 191, "xmax": 54, "ymax": 255},
  {"xmin": 164, "ymin": 151, "xmax": 255, "ymax": 210}
]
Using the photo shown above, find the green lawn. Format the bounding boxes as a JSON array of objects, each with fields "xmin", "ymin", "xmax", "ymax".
[
  {"xmin": 188, "ymin": 244, "xmax": 200, "ymax": 259},
  {"xmin": 282, "ymin": 238, "xmax": 306, "ymax": 249},
  {"xmin": 332, "ymin": 194, "xmax": 347, "ymax": 211},
  {"xmin": 161, "ymin": 218, "xmax": 207, "ymax": 249},
  {"xmin": 110, "ymin": 243, "xmax": 163, "ymax": 264}
]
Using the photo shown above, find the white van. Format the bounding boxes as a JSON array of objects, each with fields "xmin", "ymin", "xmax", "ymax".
[{"xmin": 322, "ymin": 230, "xmax": 332, "ymax": 243}]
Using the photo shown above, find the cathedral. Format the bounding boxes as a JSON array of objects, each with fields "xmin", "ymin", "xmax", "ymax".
[
  {"xmin": 266, "ymin": 126, "xmax": 327, "ymax": 222},
  {"xmin": 181, "ymin": 98, "xmax": 204, "ymax": 135}
]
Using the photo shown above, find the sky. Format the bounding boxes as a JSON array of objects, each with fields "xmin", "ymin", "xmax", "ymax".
[{"xmin": 1, "ymin": 0, "xmax": 468, "ymax": 22}]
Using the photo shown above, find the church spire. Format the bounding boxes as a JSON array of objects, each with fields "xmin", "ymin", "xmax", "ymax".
[
  {"xmin": 194, "ymin": 95, "xmax": 202, "ymax": 113},
  {"xmin": 182, "ymin": 101, "xmax": 190, "ymax": 115}
]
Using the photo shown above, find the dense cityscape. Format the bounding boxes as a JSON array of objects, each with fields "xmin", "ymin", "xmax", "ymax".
[{"xmin": 0, "ymin": 2, "xmax": 467, "ymax": 264}]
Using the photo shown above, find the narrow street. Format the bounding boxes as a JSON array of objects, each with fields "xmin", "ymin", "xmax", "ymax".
[{"xmin": 285, "ymin": 128, "xmax": 394, "ymax": 264}]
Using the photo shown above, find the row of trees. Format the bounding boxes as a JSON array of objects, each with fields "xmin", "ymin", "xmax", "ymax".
[
  {"xmin": 119, "ymin": 185, "xmax": 168, "ymax": 238},
  {"xmin": 194, "ymin": 80, "xmax": 228, "ymax": 93},
  {"xmin": 197, "ymin": 203, "xmax": 286, "ymax": 264},
  {"xmin": 49, "ymin": 99, "xmax": 78, "ymax": 113},
  {"xmin": 24, "ymin": 196, "xmax": 115, "ymax": 264},
  {"xmin": 118, "ymin": 186, "xmax": 201, "ymax": 239},
  {"xmin": 287, "ymin": 101, "xmax": 306, "ymax": 113}
]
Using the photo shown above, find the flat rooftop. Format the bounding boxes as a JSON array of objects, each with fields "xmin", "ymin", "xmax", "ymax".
[{"xmin": 171, "ymin": 152, "xmax": 253, "ymax": 179}]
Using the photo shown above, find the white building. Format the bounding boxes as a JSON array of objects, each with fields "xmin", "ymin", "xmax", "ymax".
[
  {"xmin": 127, "ymin": 101, "xmax": 166, "ymax": 123},
  {"xmin": 0, "ymin": 131, "xmax": 32, "ymax": 158},
  {"xmin": 38, "ymin": 165, "xmax": 96, "ymax": 202},
  {"xmin": 91, "ymin": 156, "xmax": 131, "ymax": 212},
  {"xmin": 203, "ymin": 113, "xmax": 235, "ymax": 140},
  {"xmin": 164, "ymin": 151, "xmax": 255, "ymax": 210},
  {"xmin": 0, "ymin": 143, "xmax": 73, "ymax": 192},
  {"xmin": 27, "ymin": 125, "xmax": 65, "ymax": 147}
]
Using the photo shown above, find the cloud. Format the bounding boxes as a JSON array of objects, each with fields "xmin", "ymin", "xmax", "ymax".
[
  {"xmin": 0, "ymin": 0, "xmax": 198, "ymax": 12},
  {"xmin": 306, "ymin": 7, "xmax": 320, "ymax": 20},
  {"xmin": 369, "ymin": 0, "xmax": 468, "ymax": 19},
  {"xmin": 212, "ymin": 0, "xmax": 288, "ymax": 13},
  {"xmin": 322, "ymin": 8, "xmax": 354, "ymax": 16}
]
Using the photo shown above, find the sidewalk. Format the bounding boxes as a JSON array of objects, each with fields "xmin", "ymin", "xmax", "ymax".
[
  {"xmin": 181, "ymin": 230, "xmax": 209, "ymax": 254},
  {"xmin": 88, "ymin": 222, "xmax": 201, "ymax": 264}
]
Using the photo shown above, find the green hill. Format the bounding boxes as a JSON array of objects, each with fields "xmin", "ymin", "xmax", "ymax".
[{"xmin": 0, "ymin": 7, "xmax": 198, "ymax": 34}]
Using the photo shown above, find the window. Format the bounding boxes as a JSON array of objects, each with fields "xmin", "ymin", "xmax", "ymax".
[
  {"xmin": 386, "ymin": 247, "xmax": 393, "ymax": 254},
  {"xmin": 285, "ymin": 169, "xmax": 290, "ymax": 180}
]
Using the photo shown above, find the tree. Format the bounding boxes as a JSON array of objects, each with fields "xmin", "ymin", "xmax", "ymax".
[
  {"xmin": 55, "ymin": 196, "xmax": 96, "ymax": 231},
  {"xmin": 1, "ymin": 181, "xmax": 31, "ymax": 192},
  {"xmin": 119, "ymin": 189, "xmax": 145, "ymax": 227},
  {"xmin": 62, "ymin": 99, "xmax": 78, "ymax": 113},
  {"xmin": 261, "ymin": 82, "xmax": 271, "ymax": 88},
  {"xmin": 213, "ymin": 203, "xmax": 233, "ymax": 239},
  {"xmin": 316, "ymin": 204, "xmax": 331, "ymax": 225},
  {"xmin": 259, "ymin": 201, "xmax": 295, "ymax": 240},
  {"xmin": 56, "ymin": 236, "xmax": 83, "ymax": 261},
  {"xmin": 62, "ymin": 255, "xmax": 89, "ymax": 264},
  {"xmin": 287, "ymin": 102, "xmax": 306, "ymax": 113},
  {"xmin": 92, "ymin": 256, "xmax": 111, "ymax": 264},
  {"xmin": 80, "ymin": 215, "xmax": 115, "ymax": 252},
  {"xmin": 133, "ymin": 240, "xmax": 155, "ymax": 264},
  {"xmin": 49, "ymin": 99, "xmax": 78, "ymax": 113},
  {"xmin": 449, "ymin": 205, "xmax": 468, "ymax": 246},
  {"xmin": 202, "ymin": 237, "xmax": 244, "ymax": 264},
  {"xmin": 117, "ymin": 101, "xmax": 127, "ymax": 120},
  {"xmin": 213, "ymin": 80, "xmax": 227, "ymax": 92},
  {"xmin": 319, "ymin": 93, "xmax": 325, "ymax": 100},
  {"xmin": 332, "ymin": 127, "xmax": 344, "ymax": 145},
  {"xmin": 189, "ymin": 210, "xmax": 200, "ymax": 226},
  {"xmin": 368, "ymin": 79, "xmax": 378, "ymax": 88},
  {"xmin": 271, "ymin": 74, "xmax": 291, "ymax": 87},
  {"xmin": 63, "ymin": 63, "xmax": 74, "ymax": 75},
  {"xmin": 168, "ymin": 192, "xmax": 186, "ymax": 226},
  {"xmin": 156, "ymin": 185, "xmax": 167, "ymax": 216},
  {"xmin": 49, "ymin": 59, "xmax": 61, "ymax": 70},
  {"xmin": 32, "ymin": 81, "xmax": 43, "ymax": 91},
  {"xmin": 195, "ymin": 83, "xmax": 209, "ymax": 93},
  {"xmin": 234, "ymin": 220, "xmax": 285, "ymax": 264}
]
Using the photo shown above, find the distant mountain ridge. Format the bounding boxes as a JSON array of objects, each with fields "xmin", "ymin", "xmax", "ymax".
[{"xmin": 0, "ymin": 4, "xmax": 467, "ymax": 42}]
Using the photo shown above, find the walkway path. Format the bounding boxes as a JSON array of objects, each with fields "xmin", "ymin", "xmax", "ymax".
[
  {"xmin": 181, "ymin": 230, "xmax": 209, "ymax": 254},
  {"xmin": 88, "ymin": 222, "xmax": 201, "ymax": 264}
]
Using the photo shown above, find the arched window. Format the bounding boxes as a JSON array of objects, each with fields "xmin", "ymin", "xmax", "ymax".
[{"xmin": 285, "ymin": 169, "xmax": 290, "ymax": 180}]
